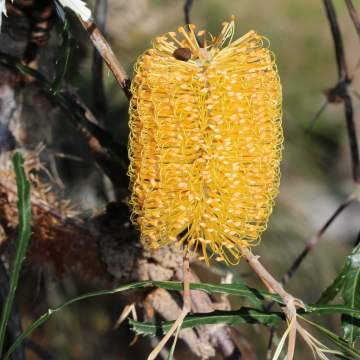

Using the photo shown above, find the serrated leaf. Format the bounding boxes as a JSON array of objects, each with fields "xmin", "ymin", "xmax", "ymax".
[
  {"xmin": 4, "ymin": 272, "xmax": 360, "ymax": 360},
  {"xmin": 129, "ymin": 303, "xmax": 360, "ymax": 338},
  {"xmin": 0, "ymin": 152, "xmax": 31, "ymax": 358},
  {"xmin": 302, "ymin": 317, "xmax": 360, "ymax": 360},
  {"xmin": 305, "ymin": 304, "xmax": 360, "ymax": 318},
  {"xmin": 214, "ymin": 264, "xmax": 263, "ymax": 307},
  {"xmin": 4, "ymin": 279, "xmax": 283, "ymax": 358},
  {"xmin": 342, "ymin": 242, "xmax": 360, "ymax": 344},
  {"xmin": 153, "ymin": 280, "xmax": 282, "ymax": 305},
  {"xmin": 129, "ymin": 308, "xmax": 284, "ymax": 337},
  {"xmin": 7, "ymin": 276, "xmax": 360, "ymax": 359},
  {"xmin": 316, "ymin": 263, "xmax": 349, "ymax": 305}
]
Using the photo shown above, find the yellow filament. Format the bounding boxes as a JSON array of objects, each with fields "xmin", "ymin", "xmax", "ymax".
[{"xmin": 128, "ymin": 18, "xmax": 283, "ymax": 263}]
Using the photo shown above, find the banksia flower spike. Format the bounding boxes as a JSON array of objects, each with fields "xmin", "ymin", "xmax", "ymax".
[{"xmin": 129, "ymin": 17, "xmax": 283, "ymax": 264}]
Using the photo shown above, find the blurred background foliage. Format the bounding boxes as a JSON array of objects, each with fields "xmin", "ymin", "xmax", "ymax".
[{"xmin": 15, "ymin": 0, "xmax": 360, "ymax": 358}]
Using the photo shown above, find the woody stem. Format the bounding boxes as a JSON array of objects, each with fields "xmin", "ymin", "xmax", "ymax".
[
  {"xmin": 242, "ymin": 248, "xmax": 297, "ymax": 360},
  {"xmin": 147, "ymin": 248, "xmax": 191, "ymax": 360},
  {"xmin": 183, "ymin": 248, "xmax": 192, "ymax": 311}
]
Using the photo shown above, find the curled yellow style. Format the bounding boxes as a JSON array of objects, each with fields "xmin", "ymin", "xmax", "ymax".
[{"xmin": 128, "ymin": 17, "xmax": 283, "ymax": 264}]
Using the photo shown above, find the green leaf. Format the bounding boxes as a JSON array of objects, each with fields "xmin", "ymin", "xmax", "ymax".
[
  {"xmin": 305, "ymin": 304, "xmax": 360, "ymax": 318},
  {"xmin": 342, "ymin": 242, "xmax": 360, "ymax": 344},
  {"xmin": 130, "ymin": 308, "xmax": 284, "ymax": 337},
  {"xmin": 0, "ymin": 152, "xmax": 32, "ymax": 358},
  {"xmin": 212, "ymin": 266, "xmax": 264, "ymax": 307},
  {"xmin": 129, "ymin": 303, "xmax": 360, "ymax": 338},
  {"xmin": 5, "ymin": 279, "xmax": 283, "ymax": 358},
  {"xmin": 8, "ymin": 277, "xmax": 360, "ymax": 359},
  {"xmin": 4, "ymin": 281, "xmax": 154, "ymax": 359},
  {"xmin": 316, "ymin": 263, "xmax": 349, "ymax": 305},
  {"xmin": 153, "ymin": 281, "xmax": 283, "ymax": 305},
  {"xmin": 302, "ymin": 317, "xmax": 360, "ymax": 360},
  {"xmin": 51, "ymin": 20, "xmax": 72, "ymax": 94}
]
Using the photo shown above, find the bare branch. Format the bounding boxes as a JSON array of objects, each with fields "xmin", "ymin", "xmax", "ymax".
[
  {"xmin": 78, "ymin": 17, "xmax": 131, "ymax": 100},
  {"xmin": 318, "ymin": 5, "xmax": 360, "ymax": 178},
  {"xmin": 345, "ymin": 0, "xmax": 360, "ymax": 40},
  {"xmin": 281, "ymin": 195, "xmax": 356, "ymax": 285},
  {"xmin": 92, "ymin": 0, "xmax": 108, "ymax": 119},
  {"xmin": 323, "ymin": 0, "xmax": 349, "ymax": 81},
  {"xmin": 0, "ymin": 53, "xmax": 129, "ymax": 192},
  {"xmin": 184, "ymin": 0, "xmax": 194, "ymax": 25},
  {"xmin": 242, "ymin": 248, "xmax": 301, "ymax": 360},
  {"xmin": 344, "ymin": 94, "xmax": 360, "ymax": 183},
  {"xmin": 305, "ymin": 99, "xmax": 328, "ymax": 133}
]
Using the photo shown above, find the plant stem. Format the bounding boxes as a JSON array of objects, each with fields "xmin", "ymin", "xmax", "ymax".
[
  {"xmin": 147, "ymin": 249, "xmax": 191, "ymax": 360},
  {"xmin": 242, "ymin": 248, "xmax": 298, "ymax": 360},
  {"xmin": 77, "ymin": 17, "xmax": 131, "ymax": 99}
]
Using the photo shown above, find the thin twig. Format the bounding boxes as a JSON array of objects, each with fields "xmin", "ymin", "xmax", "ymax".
[
  {"xmin": 183, "ymin": 249, "xmax": 191, "ymax": 311},
  {"xmin": 345, "ymin": 0, "xmax": 360, "ymax": 40},
  {"xmin": 353, "ymin": 89, "xmax": 360, "ymax": 101},
  {"xmin": 0, "ymin": 53, "xmax": 129, "ymax": 192},
  {"xmin": 264, "ymin": 191, "xmax": 356, "ymax": 357},
  {"xmin": 344, "ymin": 94, "xmax": 360, "ymax": 183},
  {"xmin": 242, "ymin": 248, "xmax": 300, "ymax": 360},
  {"xmin": 322, "ymin": 0, "xmax": 360, "ymax": 183},
  {"xmin": 184, "ymin": 0, "xmax": 194, "ymax": 25},
  {"xmin": 305, "ymin": 99, "xmax": 328, "ymax": 133},
  {"xmin": 281, "ymin": 194, "xmax": 356, "ymax": 285},
  {"xmin": 281, "ymin": 0, "xmax": 360, "ymax": 287},
  {"xmin": 45, "ymin": 150, "xmax": 89, "ymax": 163},
  {"xmin": 323, "ymin": 0, "xmax": 349, "ymax": 81},
  {"xmin": 244, "ymin": 253, "xmax": 334, "ymax": 359},
  {"xmin": 266, "ymin": 329, "xmax": 276, "ymax": 360},
  {"xmin": 292, "ymin": 0, "xmax": 360, "ymax": 286},
  {"xmin": 92, "ymin": 0, "xmax": 108, "ymax": 119},
  {"xmin": 78, "ymin": 17, "xmax": 131, "ymax": 100},
  {"xmin": 0, "ymin": 178, "xmax": 89, "ymax": 233}
]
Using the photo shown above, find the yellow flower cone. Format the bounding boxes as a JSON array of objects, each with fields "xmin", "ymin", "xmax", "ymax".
[{"xmin": 128, "ymin": 17, "xmax": 283, "ymax": 264}]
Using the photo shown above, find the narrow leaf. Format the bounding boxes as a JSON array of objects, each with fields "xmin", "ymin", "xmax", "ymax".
[
  {"xmin": 4, "ymin": 281, "xmax": 154, "ymax": 359},
  {"xmin": 51, "ymin": 20, "xmax": 72, "ymax": 94},
  {"xmin": 214, "ymin": 265, "xmax": 263, "ymax": 307},
  {"xmin": 8, "ymin": 277, "xmax": 360, "ymax": 359},
  {"xmin": 5, "ymin": 279, "xmax": 283, "ymax": 358},
  {"xmin": 153, "ymin": 281, "xmax": 283, "ymax": 305},
  {"xmin": 4, "ymin": 281, "xmax": 282, "ymax": 360},
  {"xmin": 342, "ymin": 242, "xmax": 360, "ymax": 343},
  {"xmin": 129, "ymin": 303, "xmax": 360, "ymax": 338},
  {"xmin": 167, "ymin": 321, "xmax": 181, "ymax": 360},
  {"xmin": 305, "ymin": 304, "xmax": 360, "ymax": 318},
  {"xmin": 0, "ymin": 152, "xmax": 31, "ymax": 358},
  {"xmin": 316, "ymin": 263, "xmax": 349, "ymax": 305},
  {"xmin": 302, "ymin": 317, "xmax": 360, "ymax": 360},
  {"xmin": 130, "ymin": 308, "xmax": 284, "ymax": 337}
]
